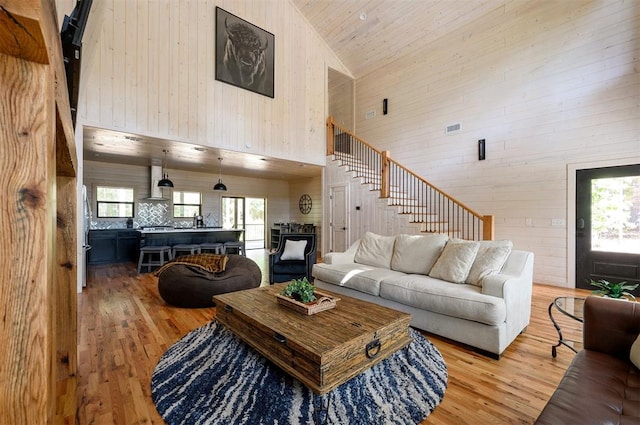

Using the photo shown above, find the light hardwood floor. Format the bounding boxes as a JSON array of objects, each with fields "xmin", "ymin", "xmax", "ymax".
[{"xmin": 74, "ymin": 251, "xmax": 589, "ymax": 424}]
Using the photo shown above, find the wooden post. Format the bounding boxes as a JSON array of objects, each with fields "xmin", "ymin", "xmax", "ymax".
[
  {"xmin": 55, "ymin": 175, "xmax": 77, "ymax": 380},
  {"xmin": 0, "ymin": 49, "xmax": 56, "ymax": 425},
  {"xmin": 381, "ymin": 150, "xmax": 390, "ymax": 198},
  {"xmin": 326, "ymin": 116, "xmax": 335, "ymax": 155},
  {"xmin": 0, "ymin": 1, "xmax": 77, "ymax": 423},
  {"xmin": 483, "ymin": 215, "xmax": 495, "ymax": 241}
]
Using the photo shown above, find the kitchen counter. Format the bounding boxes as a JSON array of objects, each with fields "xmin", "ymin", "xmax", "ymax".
[
  {"xmin": 139, "ymin": 228, "xmax": 244, "ymax": 247},
  {"xmin": 137, "ymin": 227, "xmax": 240, "ymax": 234}
]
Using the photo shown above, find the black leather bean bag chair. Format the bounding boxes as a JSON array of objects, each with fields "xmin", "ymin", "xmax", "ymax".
[{"xmin": 157, "ymin": 254, "xmax": 262, "ymax": 308}]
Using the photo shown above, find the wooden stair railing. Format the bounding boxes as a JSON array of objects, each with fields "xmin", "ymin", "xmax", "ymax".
[{"xmin": 327, "ymin": 116, "xmax": 494, "ymax": 241}]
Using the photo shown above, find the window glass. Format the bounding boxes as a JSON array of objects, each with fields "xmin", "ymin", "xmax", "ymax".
[
  {"xmin": 173, "ymin": 191, "xmax": 202, "ymax": 218},
  {"xmin": 96, "ymin": 186, "xmax": 134, "ymax": 218},
  {"xmin": 591, "ymin": 176, "xmax": 640, "ymax": 254}
]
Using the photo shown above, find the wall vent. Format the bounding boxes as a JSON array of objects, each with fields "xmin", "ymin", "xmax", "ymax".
[{"xmin": 445, "ymin": 122, "xmax": 462, "ymax": 134}]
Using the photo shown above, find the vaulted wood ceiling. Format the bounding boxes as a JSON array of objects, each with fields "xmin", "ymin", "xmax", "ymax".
[{"xmin": 291, "ymin": 0, "xmax": 502, "ymax": 78}]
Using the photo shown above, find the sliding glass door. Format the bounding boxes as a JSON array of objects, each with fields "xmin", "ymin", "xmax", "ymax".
[{"xmin": 222, "ymin": 196, "xmax": 266, "ymax": 249}]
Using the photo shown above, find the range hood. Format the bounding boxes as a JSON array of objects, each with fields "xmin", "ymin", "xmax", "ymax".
[{"xmin": 144, "ymin": 165, "xmax": 170, "ymax": 201}]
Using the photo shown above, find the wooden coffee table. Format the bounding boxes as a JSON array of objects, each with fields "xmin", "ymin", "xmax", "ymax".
[{"xmin": 213, "ymin": 283, "xmax": 412, "ymax": 395}]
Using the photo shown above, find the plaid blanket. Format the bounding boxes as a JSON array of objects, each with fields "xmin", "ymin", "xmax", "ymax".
[{"xmin": 153, "ymin": 254, "xmax": 229, "ymax": 277}]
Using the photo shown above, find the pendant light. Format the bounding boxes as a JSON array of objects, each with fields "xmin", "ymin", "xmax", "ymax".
[
  {"xmin": 158, "ymin": 149, "xmax": 174, "ymax": 188},
  {"xmin": 213, "ymin": 157, "xmax": 227, "ymax": 191}
]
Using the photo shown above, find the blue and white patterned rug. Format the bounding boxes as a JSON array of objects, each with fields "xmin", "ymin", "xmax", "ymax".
[{"xmin": 151, "ymin": 321, "xmax": 447, "ymax": 425}]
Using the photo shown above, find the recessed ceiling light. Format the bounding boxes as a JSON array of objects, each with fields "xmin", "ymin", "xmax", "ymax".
[{"xmin": 359, "ymin": 12, "xmax": 367, "ymax": 21}]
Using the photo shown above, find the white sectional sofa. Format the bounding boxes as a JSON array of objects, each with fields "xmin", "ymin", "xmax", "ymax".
[{"xmin": 312, "ymin": 232, "xmax": 534, "ymax": 358}]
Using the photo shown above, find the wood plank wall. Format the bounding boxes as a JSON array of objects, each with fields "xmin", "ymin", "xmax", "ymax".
[
  {"xmin": 353, "ymin": 0, "xmax": 640, "ymax": 287},
  {"xmin": 78, "ymin": 0, "xmax": 352, "ymax": 166},
  {"xmin": 288, "ymin": 176, "xmax": 322, "ymax": 248},
  {"xmin": 328, "ymin": 68, "xmax": 355, "ymax": 131}
]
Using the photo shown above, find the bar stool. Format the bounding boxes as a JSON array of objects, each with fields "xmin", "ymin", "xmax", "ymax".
[
  {"xmin": 200, "ymin": 242, "xmax": 224, "ymax": 254},
  {"xmin": 172, "ymin": 243, "xmax": 201, "ymax": 258},
  {"xmin": 223, "ymin": 240, "xmax": 246, "ymax": 256},
  {"xmin": 137, "ymin": 245, "xmax": 173, "ymax": 274}
]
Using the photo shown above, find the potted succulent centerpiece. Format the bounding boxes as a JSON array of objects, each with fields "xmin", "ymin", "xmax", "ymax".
[
  {"xmin": 589, "ymin": 279, "xmax": 638, "ymax": 301},
  {"xmin": 280, "ymin": 277, "xmax": 317, "ymax": 303},
  {"xmin": 276, "ymin": 277, "xmax": 340, "ymax": 315}
]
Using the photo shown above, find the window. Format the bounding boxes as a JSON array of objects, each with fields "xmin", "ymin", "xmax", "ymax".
[
  {"xmin": 173, "ymin": 191, "xmax": 202, "ymax": 218},
  {"xmin": 96, "ymin": 186, "xmax": 134, "ymax": 218}
]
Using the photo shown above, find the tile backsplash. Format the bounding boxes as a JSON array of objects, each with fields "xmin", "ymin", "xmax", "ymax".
[
  {"xmin": 137, "ymin": 202, "xmax": 171, "ymax": 226},
  {"xmin": 90, "ymin": 202, "xmax": 219, "ymax": 229}
]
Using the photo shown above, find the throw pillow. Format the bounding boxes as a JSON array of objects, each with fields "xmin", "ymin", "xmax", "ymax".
[
  {"xmin": 631, "ymin": 334, "xmax": 640, "ymax": 370},
  {"xmin": 391, "ymin": 233, "xmax": 449, "ymax": 274},
  {"xmin": 280, "ymin": 239, "xmax": 308, "ymax": 260},
  {"xmin": 354, "ymin": 232, "xmax": 396, "ymax": 269},
  {"xmin": 428, "ymin": 239, "xmax": 480, "ymax": 284},
  {"xmin": 465, "ymin": 240, "xmax": 513, "ymax": 286}
]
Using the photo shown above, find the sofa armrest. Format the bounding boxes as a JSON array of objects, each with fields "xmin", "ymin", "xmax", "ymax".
[
  {"xmin": 482, "ymin": 250, "xmax": 534, "ymax": 335},
  {"xmin": 323, "ymin": 240, "xmax": 360, "ymax": 265},
  {"xmin": 482, "ymin": 251, "xmax": 534, "ymax": 298},
  {"xmin": 583, "ymin": 295, "xmax": 640, "ymax": 359}
]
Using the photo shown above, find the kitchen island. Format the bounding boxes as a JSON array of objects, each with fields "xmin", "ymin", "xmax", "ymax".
[{"xmin": 138, "ymin": 228, "xmax": 244, "ymax": 247}]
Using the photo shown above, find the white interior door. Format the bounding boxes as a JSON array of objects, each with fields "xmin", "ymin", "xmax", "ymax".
[{"xmin": 330, "ymin": 185, "xmax": 348, "ymax": 252}]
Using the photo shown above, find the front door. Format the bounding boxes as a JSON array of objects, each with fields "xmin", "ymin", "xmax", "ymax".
[{"xmin": 575, "ymin": 164, "xmax": 640, "ymax": 293}]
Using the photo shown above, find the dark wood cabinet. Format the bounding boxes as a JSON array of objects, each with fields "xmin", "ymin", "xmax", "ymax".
[
  {"xmin": 88, "ymin": 230, "xmax": 117, "ymax": 264},
  {"xmin": 117, "ymin": 230, "xmax": 139, "ymax": 263},
  {"xmin": 89, "ymin": 230, "xmax": 139, "ymax": 265}
]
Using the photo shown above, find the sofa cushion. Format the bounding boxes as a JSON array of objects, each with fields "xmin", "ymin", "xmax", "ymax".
[
  {"xmin": 312, "ymin": 262, "xmax": 407, "ymax": 296},
  {"xmin": 535, "ymin": 349, "xmax": 640, "ymax": 425},
  {"xmin": 354, "ymin": 232, "xmax": 396, "ymax": 269},
  {"xmin": 379, "ymin": 274, "xmax": 506, "ymax": 326},
  {"xmin": 465, "ymin": 240, "xmax": 513, "ymax": 286},
  {"xmin": 428, "ymin": 239, "xmax": 480, "ymax": 283},
  {"xmin": 391, "ymin": 233, "xmax": 449, "ymax": 275}
]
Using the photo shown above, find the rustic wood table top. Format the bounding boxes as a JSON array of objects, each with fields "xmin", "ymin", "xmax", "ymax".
[{"xmin": 213, "ymin": 283, "xmax": 412, "ymax": 394}]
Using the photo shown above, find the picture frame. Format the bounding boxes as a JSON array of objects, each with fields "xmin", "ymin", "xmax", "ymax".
[{"xmin": 215, "ymin": 7, "xmax": 275, "ymax": 98}]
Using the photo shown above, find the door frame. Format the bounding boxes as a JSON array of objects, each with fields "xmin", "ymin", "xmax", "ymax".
[{"xmin": 567, "ymin": 156, "xmax": 640, "ymax": 288}]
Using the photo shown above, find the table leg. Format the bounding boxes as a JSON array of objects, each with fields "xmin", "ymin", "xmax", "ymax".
[{"xmin": 548, "ymin": 300, "xmax": 578, "ymax": 357}]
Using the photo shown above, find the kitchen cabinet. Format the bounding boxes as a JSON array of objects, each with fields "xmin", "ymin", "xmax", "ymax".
[
  {"xmin": 117, "ymin": 230, "xmax": 139, "ymax": 262},
  {"xmin": 89, "ymin": 230, "xmax": 139, "ymax": 265}
]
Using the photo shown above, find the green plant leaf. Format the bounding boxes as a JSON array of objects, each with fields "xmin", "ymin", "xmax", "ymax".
[
  {"xmin": 589, "ymin": 279, "xmax": 638, "ymax": 300},
  {"xmin": 280, "ymin": 277, "xmax": 317, "ymax": 303}
]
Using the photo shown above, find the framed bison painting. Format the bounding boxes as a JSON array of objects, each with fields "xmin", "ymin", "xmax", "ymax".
[{"xmin": 215, "ymin": 7, "xmax": 275, "ymax": 98}]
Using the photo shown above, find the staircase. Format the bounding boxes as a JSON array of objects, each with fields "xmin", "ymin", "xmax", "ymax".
[{"xmin": 327, "ymin": 117, "xmax": 494, "ymax": 241}]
